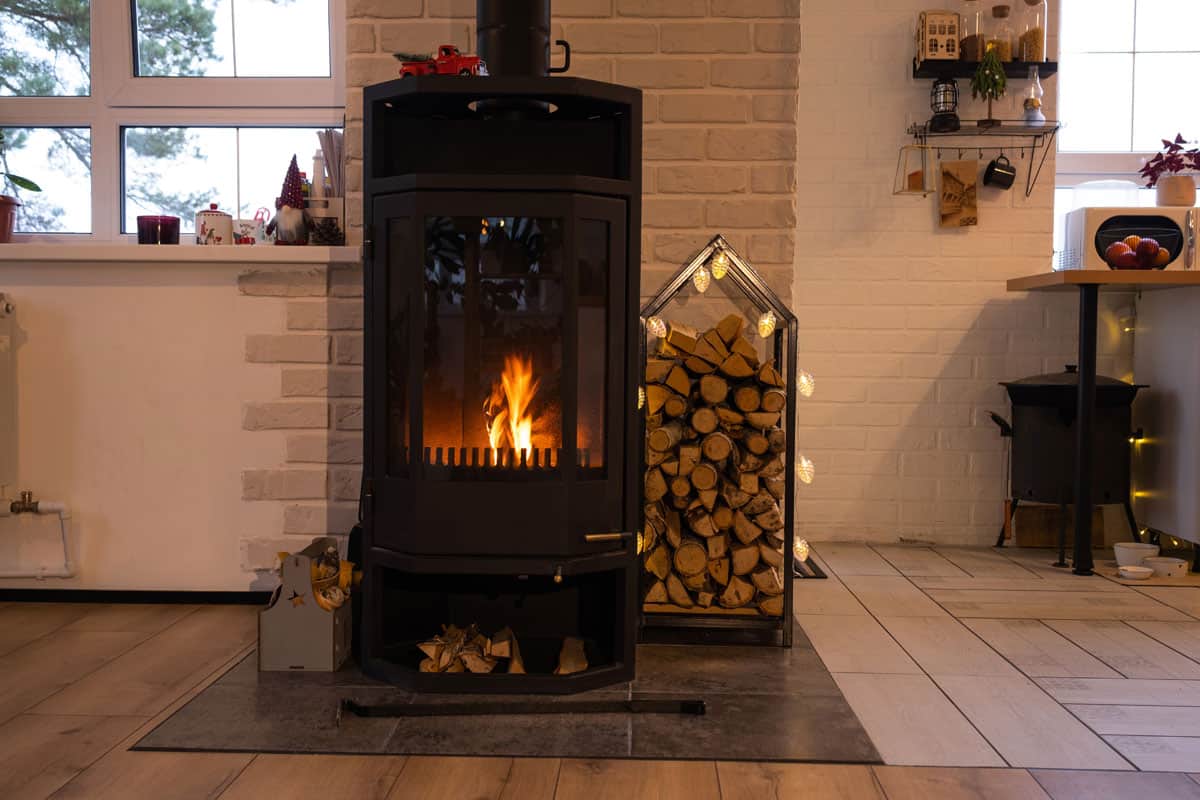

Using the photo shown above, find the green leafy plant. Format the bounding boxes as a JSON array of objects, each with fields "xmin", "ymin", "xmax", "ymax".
[
  {"xmin": 0, "ymin": 130, "xmax": 42, "ymax": 194},
  {"xmin": 970, "ymin": 47, "xmax": 1007, "ymax": 125}
]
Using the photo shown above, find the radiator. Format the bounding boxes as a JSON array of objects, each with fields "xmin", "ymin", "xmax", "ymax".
[{"xmin": 0, "ymin": 293, "xmax": 14, "ymax": 491}]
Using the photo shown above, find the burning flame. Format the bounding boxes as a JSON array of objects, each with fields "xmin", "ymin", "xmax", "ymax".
[{"xmin": 484, "ymin": 353, "xmax": 541, "ymax": 455}]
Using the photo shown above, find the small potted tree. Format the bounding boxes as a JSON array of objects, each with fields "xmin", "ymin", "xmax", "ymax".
[
  {"xmin": 1139, "ymin": 134, "xmax": 1200, "ymax": 207},
  {"xmin": 0, "ymin": 130, "xmax": 42, "ymax": 243},
  {"xmin": 970, "ymin": 46, "xmax": 1007, "ymax": 128}
]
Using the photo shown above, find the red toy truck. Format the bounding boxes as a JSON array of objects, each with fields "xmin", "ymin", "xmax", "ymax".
[{"xmin": 395, "ymin": 45, "xmax": 489, "ymax": 78}]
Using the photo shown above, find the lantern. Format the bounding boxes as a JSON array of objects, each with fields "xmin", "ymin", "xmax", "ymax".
[{"xmin": 929, "ymin": 78, "xmax": 960, "ymax": 133}]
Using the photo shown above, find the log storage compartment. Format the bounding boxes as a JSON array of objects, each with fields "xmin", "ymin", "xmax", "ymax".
[
  {"xmin": 359, "ymin": 0, "xmax": 641, "ymax": 693},
  {"xmin": 641, "ymin": 236, "xmax": 798, "ymax": 646}
]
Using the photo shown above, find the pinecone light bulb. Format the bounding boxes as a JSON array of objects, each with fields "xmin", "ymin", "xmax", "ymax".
[
  {"xmin": 798, "ymin": 455, "xmax": 815, "ymax": 484},
  {"xmin": 710, "ymin": 250, "xmax": 730, "ymax": 280},
  {"xmin": 798, "ymin": 370, "xmax": 816, "ymax": 398},
  {"xmin": 757, "ymin": 310, "xmax": 777, "ymax": 338},
  {"xmin": 793, "ymin": 538, "xmax": 810, "ymax": 563},
  {"xmin": 647, "ymin": 316, "xmax": 667, "ymax": 338},
  {"xmin": 693, "ymin": 264, "xmax": 711, "ymax": 293},
  {"xmin": 637, "ymin": 385, "xmax": 646, "ymax": 410}
]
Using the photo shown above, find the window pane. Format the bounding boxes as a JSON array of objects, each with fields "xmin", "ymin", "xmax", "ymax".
[
  {"xmin": 1133, "ymin": 53, "xmax": 1200, "ymax": 151},
  {"xmin": 1136, "ymin": 0, "xmax": 1200, "ymax": 53},
  {"xmin": 236, "ymin": 128, "xmax": 332, "ymax": 219},
  {"xmin": 122, "ymin": 126, "xmax": 338, "ymax": 233},
  {"xmin": 1058, "ymin": 53, "xmax": 1134, "ymax": 152},
  {"xmin": 123, "ymin": 128, "xmax": 236, "ymax": 233},
  {"xmin": 133, "ymin": 0, "xmax": 330, "ymax": 78},
  {"xmin": 0, "ymin": 2, "xmax": 90, "ymax": 96},
  {"xmin": 1, "ymin": 127, "xmax": 91, "ymax": 233},
  {"xmin": 577, "ymin": 219, "xmax": 608, "ymax": 479},
  {"xmin": 1059, "ymin": 0, "xmax": 1134, "ymax": 54}
]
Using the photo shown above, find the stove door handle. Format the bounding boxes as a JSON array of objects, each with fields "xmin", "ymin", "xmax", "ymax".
[{"xmin": 584, "ymin": 532, "xmax": 632, "ymax": 543}]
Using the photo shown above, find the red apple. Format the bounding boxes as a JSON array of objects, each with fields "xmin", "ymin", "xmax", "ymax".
[
  {"xmin": 1105, "ymin": 241, "xmax": 1133, "ymax": 266},
  {"xmin": 1137, "ymin": 237, "xmax": 1161, "ymax": 267},
  {"xmin": 1113, "ymin": 251, "xmax": 1140, "ymax": 269}
]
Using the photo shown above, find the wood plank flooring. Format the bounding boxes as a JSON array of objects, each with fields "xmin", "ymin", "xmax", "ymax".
[{"xmin": 4, "ymin": 544, "xmax": 1200, "ymax": 798}]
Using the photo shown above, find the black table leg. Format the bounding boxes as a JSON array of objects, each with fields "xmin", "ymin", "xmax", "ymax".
[{"xmin": 1073, "ymin": 284, "xmax": 1099, "ymax": 575}]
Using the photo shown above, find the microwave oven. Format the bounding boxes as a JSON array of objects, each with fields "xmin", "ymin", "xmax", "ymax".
[{"xmin": 1058, "ymin": 207, "xmax": 1197, "ymax": 271}]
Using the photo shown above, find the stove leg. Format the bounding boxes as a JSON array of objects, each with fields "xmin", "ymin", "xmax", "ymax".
[
  {"xmin": 1054, "ymin": 502, "xmax": 1069, "ymax": 568},
  {"xmin": 1123, "ymin": 502, "xmax": 1141, "ymax": 542},
  {"xmin": 995, "ymin": 498, "xmax": 1020, "ymax": 548}
]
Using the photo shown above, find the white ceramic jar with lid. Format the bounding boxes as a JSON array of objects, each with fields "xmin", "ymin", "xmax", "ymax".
[{"xmin": 195, "ymin": 203, "xmax": 233, "ymax": 245}]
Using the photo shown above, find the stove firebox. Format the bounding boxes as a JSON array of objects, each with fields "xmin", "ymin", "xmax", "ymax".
[{"xmin": 359, "ymin": 0, "xmax": 641, "ymax": 693}]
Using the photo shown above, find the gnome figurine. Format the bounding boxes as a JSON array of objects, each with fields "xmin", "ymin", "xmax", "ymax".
[{"xmin": 267, "ymin": 155, "xmax": 310, "ymax": 245}]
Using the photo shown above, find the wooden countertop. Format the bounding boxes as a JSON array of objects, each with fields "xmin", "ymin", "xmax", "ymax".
[{"xmin": 1008, "ymin": 270, "xmax": 1200, "ymax": 292}]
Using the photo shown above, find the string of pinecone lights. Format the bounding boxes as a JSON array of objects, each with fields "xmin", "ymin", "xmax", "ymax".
[{"xmin": 645, "ymin": 244, "xmax": 815, "ymax": 566}]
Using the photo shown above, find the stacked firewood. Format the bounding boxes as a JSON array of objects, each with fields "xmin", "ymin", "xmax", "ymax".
[
  {"xmin": 643, "ymin": 314, "xmax": 787, "ymax": 617},
  {"xmin": 418, "ymin": 624, "xmax": 525, "ymax": 674}
]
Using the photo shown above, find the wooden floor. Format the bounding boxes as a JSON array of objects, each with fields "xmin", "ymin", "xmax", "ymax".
[{"xmin": 2, "ymin": 546, "xmax": 1200, "ymax": 799}]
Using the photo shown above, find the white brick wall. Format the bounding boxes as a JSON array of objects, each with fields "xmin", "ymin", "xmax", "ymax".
[
  {"xmin": 233, "ymin": 2, "xmax": 1131, "ymax": 568},
  {"xmin": 793, "ymin": 0, "xmax": 1132, "ymax": 545},
  {"xmin": 342, "ymin": 0, "xmax": 801, "ymax": 303}
]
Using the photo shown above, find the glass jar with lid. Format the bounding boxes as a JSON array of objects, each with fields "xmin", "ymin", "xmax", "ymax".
[
  {"xmin": 960, "ymin": 0, "xmax": 985, "ymax": 60},
  {"xmin": 987, "ymin": 4, "xmax": 1015, "ymax": 62},
  {"xmin": 1018, "ymin": 0, "xmax": 1048, "ymax": 61}
]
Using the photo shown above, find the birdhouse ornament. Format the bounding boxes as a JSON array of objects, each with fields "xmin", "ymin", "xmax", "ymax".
[{"xmin": 268, "ymin": 154, "xmax": 311, "ymax": 245}]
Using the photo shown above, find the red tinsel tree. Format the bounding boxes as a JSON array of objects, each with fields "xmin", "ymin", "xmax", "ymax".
[{"xmin": 278, "ymin": 154, "xmax": 305, "ymax": 209}]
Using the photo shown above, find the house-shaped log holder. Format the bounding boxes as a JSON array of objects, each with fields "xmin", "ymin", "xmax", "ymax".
[
  {"xmin": 259, "ymin": 536, "xmax": 352, "ymax": 672},
  {"xmin": 639, "ymin": 235, "xmax": 799, "ymax": 647}
]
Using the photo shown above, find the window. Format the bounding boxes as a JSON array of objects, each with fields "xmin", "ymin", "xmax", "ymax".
[
  {"xmin": 0, "ymin": 1, "xmax": 344, "ymax": 240},
  {"xmin": 1054, "ymin": 0, "xmax": 1200, "ymax": 253}
]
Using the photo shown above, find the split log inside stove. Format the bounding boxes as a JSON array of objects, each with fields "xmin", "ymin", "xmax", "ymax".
[
  {"xmin": 643, "ymin": 314, "xmax": 788, "ymax": 617},
  {"xmin": 417, "ymin": 624, "xmax": 591, "ymax": 676}
]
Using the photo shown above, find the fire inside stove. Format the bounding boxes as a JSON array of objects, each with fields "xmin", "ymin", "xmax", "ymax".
[{"xmin": 398, "ymin": 213, "xmax": 606, "ymax": 478}]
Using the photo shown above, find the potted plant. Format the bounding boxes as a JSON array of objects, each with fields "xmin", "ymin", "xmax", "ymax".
[
  {"xmin": 970, "ymin": 47, "xmax": 1007, "ymax": 128},
  {"xmin": 0, "ymin": 130, "xmax": 42, "ymax": 243},
  {"xmin": 1139, "ymin": 134, "xmax": 1200, "ymax": 206}
]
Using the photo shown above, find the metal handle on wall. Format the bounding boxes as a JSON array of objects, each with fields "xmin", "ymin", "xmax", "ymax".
[{"xmin": 549, "ymin": 40, "xmax": 571, "ymax": 74}]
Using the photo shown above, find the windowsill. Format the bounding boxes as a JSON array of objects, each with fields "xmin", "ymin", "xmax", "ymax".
[{"xmin": 0, "ymin": 242, "xmax": 362, "ymax": 265}]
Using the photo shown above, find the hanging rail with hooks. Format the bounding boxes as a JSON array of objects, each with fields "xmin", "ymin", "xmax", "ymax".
[{"xmin": 906, "ymin": 120, "xmax": 1061, "ymax": 198}]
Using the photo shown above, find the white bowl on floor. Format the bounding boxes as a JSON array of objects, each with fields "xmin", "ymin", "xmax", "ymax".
[
  {"xmin": 1143, "ymin": 556, "xmax": 1189, "ymax": 578},
  {"xmin": 1117, "ymin": 565, "xmax": 1154, "ymax": 581},
  {"xmin": 1114, "ymin": 542, "xmax": 1159, "ymax": 567}
]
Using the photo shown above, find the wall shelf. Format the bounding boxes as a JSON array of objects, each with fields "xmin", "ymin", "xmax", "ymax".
[
  {"xmin": 906, "ymin": 120, "xmax": 1061, "ymax": 198},
  {"xmin": 913, "ymin": 59, "xmax": 1057, "ymax": 80}
]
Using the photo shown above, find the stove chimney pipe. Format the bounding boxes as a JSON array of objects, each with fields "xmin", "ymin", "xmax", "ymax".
[{"xmin": 477, "ymin": 0, "xmax": 551, "ymax": 77}]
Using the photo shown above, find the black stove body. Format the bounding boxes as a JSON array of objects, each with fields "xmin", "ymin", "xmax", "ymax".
[{"xmin": 358, "ymin": 0, "xmax": 641, "ymax": 693}]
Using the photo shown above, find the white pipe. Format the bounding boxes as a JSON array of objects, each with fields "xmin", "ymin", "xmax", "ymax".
[{"xmin": 0, "ymin": 502, "xmax": 76, "ymax": 579}]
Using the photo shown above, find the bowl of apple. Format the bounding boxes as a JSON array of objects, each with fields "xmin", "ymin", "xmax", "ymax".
[{"xmin": 1103, "ymin": 235, "xmax": 1174, "ymax": 270}]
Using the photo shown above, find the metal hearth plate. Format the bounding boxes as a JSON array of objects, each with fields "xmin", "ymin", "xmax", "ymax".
[{"xmin": 133, "ymin": 639, "xmax": 880, "ymax": 764}]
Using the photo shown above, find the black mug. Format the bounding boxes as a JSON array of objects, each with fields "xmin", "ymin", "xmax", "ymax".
[{"xmin": 983, "ymin": 155, "xmax": 1017, "ymax": 190}]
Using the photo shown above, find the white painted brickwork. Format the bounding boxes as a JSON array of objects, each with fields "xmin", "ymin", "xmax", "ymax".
[
  {"xmin": 237, "ymin": 1, "xmax": 1132, "ymax": 572},
  {"xmin": 793, "ymin": 0, "xmax": 1131, "ymax": 544}
]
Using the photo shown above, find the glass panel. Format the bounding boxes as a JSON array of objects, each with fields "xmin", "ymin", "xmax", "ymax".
[
  {"xmin": 387, "ymin": 217, "xmax": 412, "ymax": 477},
  {"xmin": 1, "ymin": 127, "xmax": 92, "ymax": 233},
  {"xmin": 421, "ymin": 215, "xmax": 564, "ymax": 478},
  {"xmin": 123, "ymin": 127, "xmax": 236, "ymax": 232},
  {"xmin": 0, "ymin": 2, "xmax": 90, "ymax": 96},
  {"xmin": 133, "ymin": 0, "xmax": 330, "ymax": 77},
  {"xmin": 1058, "ymin": 53, "xmax": 1134, "ymax": 152},
  {"xmin": 122, "ymin": 126, "xmax": 340, "ymax": 232},
  {"xmin": 1135, "ymin": 0, "xmax": 1200, "ymax": 53},
  {"xmin": 1059, "ymin": 0, "xmax": 1134, "ymax": 54},
  {"xmin": 1133, "ymin": 53, "xmax": 1200, "ymax": 152},
  {"xmin": 577, "ymin": 219, "xmax": 609, "ymax": 478}
]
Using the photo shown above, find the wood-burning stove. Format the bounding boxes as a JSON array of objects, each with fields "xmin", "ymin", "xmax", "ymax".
[{"xmin": 358, "ymin": 0, "xmax": 641, "ymax": 693}]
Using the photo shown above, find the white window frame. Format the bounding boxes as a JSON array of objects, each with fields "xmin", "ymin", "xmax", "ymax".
[
  {"xmin": 0, "ymin": 0, "xmax": 345, "ymax": 242},
  {"xmin": 1055, "ymin": 1, "xmax": 1200, "ymax": 190}
]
